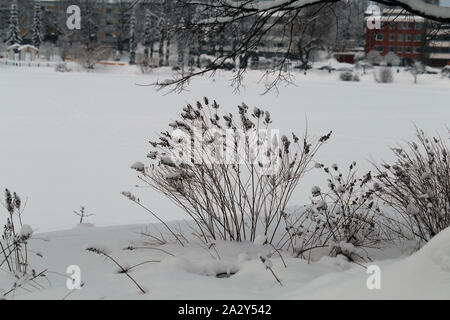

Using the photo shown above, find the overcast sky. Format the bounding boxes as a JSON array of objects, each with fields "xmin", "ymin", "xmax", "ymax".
[{"xmin": 442, "ymin": 0, "xmax": 450, "ymax": 7}]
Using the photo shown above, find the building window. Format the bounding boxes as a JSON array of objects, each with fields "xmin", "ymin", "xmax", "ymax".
[
  {"xmin": 406, "ymin": 34, "xmax": 412, "ymax": 42},
  {"xmin": 406, "ymin": 22, "xmax": 412, "ymax": 29},
  {"xmin": 398, "ymin": 34, "xmax": 404, "ymax": 41},
  {"xmin": 389, "ymin": 34, "xmax": 395, "ymax": 41},
  {"xmin": 405, "ymin": 46, "xmax": 411, "ymax": 53},
  {"xmin": 375, "ymin": 34, "xmax": 384, "ymax": 41},
  {"xmin": 375, "ymin": 46, "xmax": 384, "ymax": 52},
  {"xmin": 389, "ymin": 46, "xmax": 395, "ymax": 52},
  {"xmin": 398, "ymin": 23, "xmax": 403, "ymax": 30},
  {"xmin": 389, "ymin": 22, "xmax": 396, "ymax": 30},
  {"xmin": 415, "ymin": 23, "xmax": 422, "ymax": 30},
  {"xmin": 414, "ymin": 47, "xmax": 421, "ymax": 53},
  {"xmin": 414, "ymin": 34, "xmax": 421, "ymax": 42},
  {"xmin": 397, "ymin": 46, "xmax": 403, "ymax": 53}
]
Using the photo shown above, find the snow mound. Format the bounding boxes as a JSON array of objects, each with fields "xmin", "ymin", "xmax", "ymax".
[
  {"xmin": 415, "ymin": 226, "xmax": 450, "ymax": 273},
  {"xmin": 298, "ymin": 227, "xmax": 450, "ymax": 299}
]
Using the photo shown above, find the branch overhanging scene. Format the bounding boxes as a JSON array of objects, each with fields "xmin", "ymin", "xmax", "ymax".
[{"xmin": 0, "ymin": 0, "xmax": 449, "ymax": 302}]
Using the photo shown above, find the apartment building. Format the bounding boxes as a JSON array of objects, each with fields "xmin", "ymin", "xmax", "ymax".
[
  {"xmin": 423, "ymin": 23, "xmax": 450, "ymax": 66},
  {"xmin": 365, "ymin": 2, "xmax": 450, "ymax": 66},
  {"xmin": 365, "ymin": 9, "xmax": 426, "ymax": 64}
]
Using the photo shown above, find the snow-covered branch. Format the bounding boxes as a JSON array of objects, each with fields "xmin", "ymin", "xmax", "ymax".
[
  {"xmin": 188, "ymin": 0, "xmax": 450, "ymax": 22},
  {"xmin": 154, "ymin": 0, "xmax": 450, "ymax": 92}
]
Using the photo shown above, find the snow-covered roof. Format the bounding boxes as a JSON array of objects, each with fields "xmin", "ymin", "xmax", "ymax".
[
  {"xmin": 19, "ymin": 44, "xmax": 38, "ymax": 50},
  {"xmin": 7, "ymin": 44, "xmax": 39, "ymax": 51},
  {"xmin": 428, "ymin": 41, "xmax": 450, "ymax": 47},
  {"xmin": 333, "ymin": 52, "xmax": 360, "ymax": 55},
  {"xmin": 7, "ymin": 44, "xmax": 21, "ymax": 50},
  {"xmin": 364, "ymin": 15, "xmax": 425, "ymax": 22},
  {"xmin": 429, "ymin": 53, "xmax": 450, "ymax": 59}
]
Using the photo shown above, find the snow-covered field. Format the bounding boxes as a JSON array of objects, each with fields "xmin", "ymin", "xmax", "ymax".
[
  {"xmin": 1, "ymin": 222, "xmax": 450, "ymax": 299},
  {"xmin": 1, "ymin": 65, "xmax": 448, "ymax": 232},
  {"xmin": 0, "ymin": 64, "xmax": 449, "ymax": 299}
]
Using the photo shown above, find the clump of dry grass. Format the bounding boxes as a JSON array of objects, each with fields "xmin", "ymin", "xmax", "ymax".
[
  {"xmin": 1, "ymin": 189, "xmax": 48, "ymax": 297},
  {"xmin": 131, "ymin": 98, "xmax": 332, "ymax": 245},
  {"xmin": 372, "ymin": 127, "xmax": 449, "ymax": 243}
]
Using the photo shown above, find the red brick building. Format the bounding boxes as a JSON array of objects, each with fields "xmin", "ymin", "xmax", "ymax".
[{"xmin": 365, "ymin": 9, "xmax": 425, "ymax": 64}]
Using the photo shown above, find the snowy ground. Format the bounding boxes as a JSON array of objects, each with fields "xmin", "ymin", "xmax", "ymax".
[
  {"xmin": 1, "ymin": 222, "xmax": 450, "ymax": 299},
  {"xmin": 1, "ymin": 64, "xmax": 449, "ymax": 232},
  {"xmin": 0, "ymin": 63, "xmax": 449, "ymax": 299}
]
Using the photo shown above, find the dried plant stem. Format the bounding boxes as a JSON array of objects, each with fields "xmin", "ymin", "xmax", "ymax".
[
  {"xmin": 128, "ymin": 199, "xmax": 185, "ymax": 247},
  {"xmin": 86, "ymin": 248, "xmax": 146, "ymax": 294},
  {"xmin": 125, "ymin": 246, "xmax": 175, "ymax": 257},
  {"xmin": 268, "ymin": 243, "xmax": 287, "ymax": 268}
]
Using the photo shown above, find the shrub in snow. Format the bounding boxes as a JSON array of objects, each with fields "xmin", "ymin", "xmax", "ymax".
[
  {"xmin": 441, "ymin": 65, "xmax": 450, "ymax": 78},
  {"xmin": 132, "ymin": 98, "xmax": 332, "ymax": 244},
  {"xmin": 283, "ymin": 162, "xmax": 388, "ymax": 261},
  {"xmin": 365, "ymin": 50, "xmax": 383, "ymax": 65},
  {"xmin": 339, "ymin": 71, "xmax": 359, "ymax": 82},
  {"xmin": 69, "ymin": 42, "xmax": 112, "ymax": 70},
  {"xmin": 372, "ymin": 127, "xmax": 449, "ymax": 243},
  {"xmin": 139, "ymin": 57, "xmax": 154, "ymax": 74},
  {"xmin": 384, "ymin": 52, "xmax": 400, "ymax": 67},
  {"xmin": 410, "ymin": 61, "xmax": 425, "ymax": 84},
  {"xmin": 339, "ymin": 71, "xmax": 353, "ymax": 81},
  {"xmin": 55, "ymin": 62, "xmax": 71, "ymax": 73},
  {"xmin": 1, "ymin": 189, "xmax": 29, "ymax": 273},
  {"xmin": 375, "ymin": 67, "xmax": 393, "ymax": 83},
  {"xmin": 1, "ymin": 189, "xmax": 47, "ymax": 297}
]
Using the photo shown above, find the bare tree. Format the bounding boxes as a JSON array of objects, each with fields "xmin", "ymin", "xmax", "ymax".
[
  {"xmin": 143, "ymin": 8, "xmax": 159, "ymax": 60},
  {"xmin": 150, "ymin": 0, "xmax": 449, "ymax": 92},
  {"xmin": 73, "ymin": 206, "xmax": 94, "ymax": 224},
  {"xmin": 129, "ymin": 11, "xmax": 137, "ymax": 65},
  {"xmin": 292, "ymin": 5, "xmax": 336, "ymax": 70},
  {"xmin": 69, "ymin": 41, "xmax": 112, "ymax": 69},
  {"xmin": 111, "ymin": 0, "xmax": 140, "ymax": 54},
  {"xmin": 410, "ymin": 60, "xmax": 425, "ymax": 83}
]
